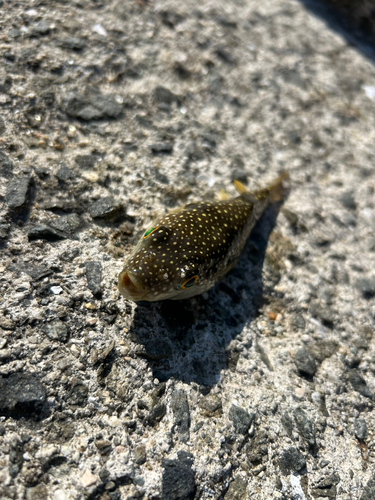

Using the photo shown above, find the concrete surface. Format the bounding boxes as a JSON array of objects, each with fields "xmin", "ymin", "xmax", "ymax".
[{"xmin": 0, "ymin": 1, "xmax": 374, "ymax": 499}]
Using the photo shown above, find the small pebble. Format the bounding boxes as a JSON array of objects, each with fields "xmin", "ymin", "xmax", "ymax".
[
  {"xmin": 355, "ymin": 277, "xmax": 375, "ymax": 299},
  {"xmin": 348, "ymin": 370, "xmax": 372, "ymax": 398},
  {"xmin": 228, "ymin": 405, "xmax": 255, "ymax": 435},
  {"xmin": 92, "ymin": 23, "xmax": 107, "ymax": 36},
  {"xmin": 89, "ymin": 197, "xmax": 123, "ymax": 220},
  {"xmin": 0, "ymin": 373, "xmax": 46, "ymax": 415},
  {"xmin": 294, "ymin": 347, "xmax": 317, "ymax": 376},
  {"xmin": 339, "ymin": 190, "xmax": 356, "ymax": 210},
  {"xmin": 85, "ymin": 261, "xmax": 103, "ymax": 297},
  {"xmin": 363, "ymin": 85, "xmax": 375, "ymax": 100},
  {"xmin": 278, "ymin": 447, "xmax": 306, "ymax": 475},
  {"xmin": 162, "ymin": 451, "xmax": 196, "ymax": 500},
  {"xmin": 224, "ymin": 476, "xmax": 247, "ymax": 500},
  {"xmin": 354, "ymin": 418, "xmax": 367, "ymax": 441},
  {"xmin": 45, "ymin": 320, "xmax": 69, "ymax": 342},
  {"xmin": 5, "ymin": 176, "xmax": 30, "ymax": 209},
  {"xmin": 54, "ymin": 490, "xmax": 67, "ymax": 500},
  {"xmin": 81, "ymin": 470, "xmax": 97, "ymax": 488}
]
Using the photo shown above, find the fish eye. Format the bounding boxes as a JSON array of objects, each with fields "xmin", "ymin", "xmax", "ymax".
[
  {"xmin": 143, "ymin": 227, "xmax": 158, "ymax": 239},
  {"xmin": 178, "ymin": 275, "xmax": 198, "ymax": 290},
  {"xmin": 142, "ymin": 225, "xmax": 171, "ymax": 244}
]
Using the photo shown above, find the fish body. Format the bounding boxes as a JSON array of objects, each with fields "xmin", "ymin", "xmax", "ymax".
[{"xmin": 118, "ymin": 173, "xmax": 288, "ymax": 301}]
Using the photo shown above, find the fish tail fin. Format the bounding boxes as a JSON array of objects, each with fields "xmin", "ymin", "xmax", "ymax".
[
  {"xmin": 266, "ymin": 171, "xmax": 289, "ymax": 203},
  {"xmin": 234, "ymin": 171, "xmax": 289, "ymax": 205}
]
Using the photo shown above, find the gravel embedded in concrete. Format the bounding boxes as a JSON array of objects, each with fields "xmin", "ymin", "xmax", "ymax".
[{"xmin": 0, "ymin": 1, "xmax": 374, "ymax": 499}]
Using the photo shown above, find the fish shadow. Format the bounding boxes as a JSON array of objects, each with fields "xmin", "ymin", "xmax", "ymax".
[{"xmin": 128, "ymin": 200, "xmax": 284, "ymax": 386}]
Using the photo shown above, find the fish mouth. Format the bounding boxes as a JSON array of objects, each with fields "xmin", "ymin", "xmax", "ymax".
[{"xmin": 118, "ymin": 270, "xmax": 145, "ymax": 301}]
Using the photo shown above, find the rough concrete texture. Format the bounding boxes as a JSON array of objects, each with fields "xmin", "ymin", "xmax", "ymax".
[{"xmin": 0, "ymin": 1, "xmax": 375, "ymax": 499}]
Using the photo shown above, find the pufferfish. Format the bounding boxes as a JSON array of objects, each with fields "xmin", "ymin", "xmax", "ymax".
[{"xmin": 118, "ymin": 173, "xmax": 288, "ymax": 301}]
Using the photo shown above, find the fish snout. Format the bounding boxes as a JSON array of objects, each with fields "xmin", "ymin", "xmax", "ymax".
[{"xmin": 118, "ymin": 270, "xmax": 145, "ymax": 301}]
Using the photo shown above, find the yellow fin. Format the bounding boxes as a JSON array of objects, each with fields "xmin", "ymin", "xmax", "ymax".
[
  {"xmin": 233, "ymin": 179, "xmax": 248, "ymax": 194},
  {"xmin": 266, "ymin": 171, "xmax": 290, "ymax": 203},
  {"xmin": 235, "ymin": 171, "xmax": 289, "ymax": 204},
  {"xmin": 218, "ymin": 189, "xmax": 230, "ymax": 200}
]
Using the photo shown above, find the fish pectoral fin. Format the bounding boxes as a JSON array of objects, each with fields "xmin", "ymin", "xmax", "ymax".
[
  {"xmin": 216, "ymin": 257, "xmax": 239, "ymax": 282},
  {"xmin": 224, "ymin": 259, "xmax": 238, "ymax": 275}
]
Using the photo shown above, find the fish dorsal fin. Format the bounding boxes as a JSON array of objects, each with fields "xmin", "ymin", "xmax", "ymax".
[
  {"xmin": 234, "ymin": 179, "xmax": 258, "ymax": 204},
  {"xmin": 218, "ymin": 188, "xmax": 230, "ymax": 201},
  {"xmin": 168, "ymin": 206, "xmax": 185, "ymax": 215}
]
